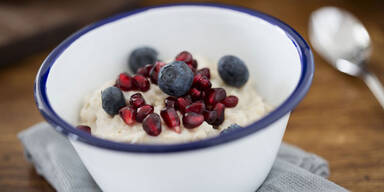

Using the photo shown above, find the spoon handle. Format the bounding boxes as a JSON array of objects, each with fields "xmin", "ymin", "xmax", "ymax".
[{"xmin": 363, "ymin": 71, "xmax": 384, "ymax": 109}]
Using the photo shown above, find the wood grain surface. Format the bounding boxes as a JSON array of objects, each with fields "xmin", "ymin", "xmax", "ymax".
[
  {"xmin": 0, "ymin": 0, "xmax": 383, "ymax": 191},
  {"xmin": 0, "ymin": 0, "xmax": 138, "ymax": 65}
]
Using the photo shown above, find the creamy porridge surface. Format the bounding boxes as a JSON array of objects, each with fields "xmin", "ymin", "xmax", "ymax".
[{"xmin": 79, "ymin": 56, "xmax": 271, "ymax": 144}]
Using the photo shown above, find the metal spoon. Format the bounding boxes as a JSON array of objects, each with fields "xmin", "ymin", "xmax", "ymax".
[{"xmin": 309, "ymin": 6, "xmax": 384, "ymax": 109}]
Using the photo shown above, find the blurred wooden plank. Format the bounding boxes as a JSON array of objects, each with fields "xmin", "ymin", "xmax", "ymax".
[{"xmin": 0, "ymin": 0, "xmax": 138, "ymax": 66}]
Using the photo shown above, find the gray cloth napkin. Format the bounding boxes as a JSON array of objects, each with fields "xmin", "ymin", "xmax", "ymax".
[{"xmin": 18, "ymin": 122, "xmax": 348, "ymax": 192}]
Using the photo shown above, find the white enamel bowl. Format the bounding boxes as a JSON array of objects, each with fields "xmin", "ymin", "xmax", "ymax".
[{"xmin": 34, "ymin": 4, "xmax": 314, "ymax": 192}]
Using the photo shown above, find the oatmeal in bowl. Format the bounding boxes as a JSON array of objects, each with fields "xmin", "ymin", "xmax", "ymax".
[{"xmin": 79, "ymin": 48, "xmax": 272, "ymax": 144}]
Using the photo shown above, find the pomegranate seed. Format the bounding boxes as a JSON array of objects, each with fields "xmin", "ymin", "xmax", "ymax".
[
  {"xmin": 182, "ymin": 112, "xmax": 204, "ymax": 129},
  {"xmin": 164, "ymin": 96, "xmax": 177, "ymax": 108},
  {"xmin": 77, "ymin": 125, "xmax": 91, "ymax": 134},
  {"xmin": 119, "ymin": 106, "xmax": 136, "ymax": 125},
  {"xmin": 175, "ymin": 51, "xmax": 193, "ymax": 65},
  {"xmin": 205, "ymin": 88, "xmax": 227, "ymax": 106},
  {"xmin": 176, "ymin": 97, "xmax": 191, "ymax": 114},
  {"xmin": 145, "ymin": 64, "xmax": 154, "ymax": 74},
  {"xmin": 193, "ymin": 74, "xmax": 211, "ymax": 90},
  {"xmin": 203, "ymin": 110, "xmax": 218, "ymax": 125},
  {"xmin": 191, "ymin": 59, "xmax": 198, "ymax": 69},
  {"xmin": 197, "ymin": 68, "xmax": 210, "ymax": 79},
  {"xmin": 136, "ymin": 104, "xmax": 154, "ymax": 122},
  {"xmin": 137, "ymin": 64, "xmax": 153, "ymax": 77},
  {"xmin": 175, "ymin": 51, "xmax": 197, "ymax": 71},
  {"xmin": 222, "ymin": 95, "xmax": 239, "ymax": 108},
  {"xmin": 133, "ymin": 75, "xmax": 150, "ymax": 92},
  {"xmin": 186, "ymin": 102, "xmax": 205, "ymax": 114},
  {"xmin": 189, "ymin": 88, "xmax": 202, "ymax": 100},
  {"xmin": 193, "ymin": 73, "xmax": 203, "ymax": 85},
  {"xmin": 149, "ymin": 61, "xmax": 166, "ymax": 84},
  {"xmin": 157, "ymin": 61, "xmax": 167, "ymax": 67},
  {"xmin": 116, "ymin": 73, "xmax": 135, "ymax": 91},
  {"xmin": 212, "ymin": 103, "xmax": 225, "ymax": 126},
  {"xmin": 160, "ymin": 108, "xmax": 181, "ymax": 133},
  {"xmin": 150, "ymin": 71, "xmax": 158, "ymax": 84},
  {"xmin": 137, "ymin": 68, "xmax": 147, "ymax": 77},
  {"xmin": 199, "ymin": 76, "xmax": 212, "ymax": 90},
  {"xmin": 142, "ymin": 113, "xmax": 162, "ymax": 136},
  {"xmin": 129, "ymin": 93, "xmax": 146, "ymax": 108}
]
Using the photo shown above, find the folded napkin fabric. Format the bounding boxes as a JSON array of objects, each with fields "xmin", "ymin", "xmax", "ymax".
[{"xmin": 18, "ymin": 122, "xmax": 348, "ymax": 192}]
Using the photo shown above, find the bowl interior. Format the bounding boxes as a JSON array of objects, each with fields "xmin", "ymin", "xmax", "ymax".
[{"xmin": 45, "ymin": 5, "xmax": 301, "ymax": 128}]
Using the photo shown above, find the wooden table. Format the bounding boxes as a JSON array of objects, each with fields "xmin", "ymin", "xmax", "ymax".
[
  {"xmin": 0, "ymin": 0, "xmax": 138, "ymax": 66},
  {"xmin": 0, "ymin": 0, "xmax": 383, "ymax": 191}
]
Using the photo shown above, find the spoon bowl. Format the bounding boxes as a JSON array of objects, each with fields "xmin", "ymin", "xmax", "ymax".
[{"xmin": 309, "ymin": 6, "xmax": 384, "ymax": 108}]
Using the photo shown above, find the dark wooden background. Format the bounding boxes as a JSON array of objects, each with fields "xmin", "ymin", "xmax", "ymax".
[
  {"xmin": 0, "ymin": 0, "xmax": 138, "ymax": 66},
  {"xmin": 0, "ymin": 0, "xmax": 383, "ymax": 191}
]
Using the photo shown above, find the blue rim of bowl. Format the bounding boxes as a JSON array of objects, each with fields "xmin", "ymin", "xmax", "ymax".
[{"xmin": 34, "ymin": 3, "xmax": 314, "ymax": 153}]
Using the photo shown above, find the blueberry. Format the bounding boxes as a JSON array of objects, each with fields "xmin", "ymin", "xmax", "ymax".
[
  {"xmin": 218, "ymin": 55, "xmax": 249, "ymax": 87},
  {"xmin": 101, "ymin": 86, "xmax": 126, "ymax": 116},
  {"xmin": 158, "ymin": 61, "xmax": 194, "ymax": 97},
  {"xmin": 220, "ymin": 124, "xmax": 242, "ymax": 135},
  {"xmin": 129, "ymin": 47, "xmax": 158, "ymax": 73}
]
